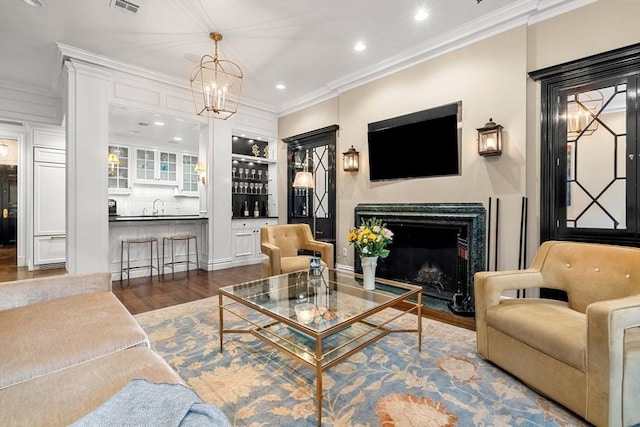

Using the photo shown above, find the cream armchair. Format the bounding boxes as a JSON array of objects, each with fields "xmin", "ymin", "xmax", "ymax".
[
  {"xmin": 260, "ymin": 224, "xmax": 334, "ymax": 277},
  {"xmin": 474, "ymin": 240, "xmax": 640, "ymax": 427}
]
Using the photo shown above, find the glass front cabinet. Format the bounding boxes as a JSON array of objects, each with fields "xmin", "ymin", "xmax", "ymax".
[
  {"xmin": 108, "ymin": 145, "xmax": 131, "ymax": 193},
  {"xmin": 134, "ymin": 148, "xmax": 178, "ymax": 185}
]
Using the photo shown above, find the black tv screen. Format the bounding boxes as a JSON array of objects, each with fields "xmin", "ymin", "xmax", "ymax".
[{"xmin": 367, "ymin": 102, "xmax": 460, "ymax": 181}]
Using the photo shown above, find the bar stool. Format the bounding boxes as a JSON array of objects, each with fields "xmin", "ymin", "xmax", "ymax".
[
  {"xmin": 120, "ymin": 237, "xmax": 160, "ymax": 282},
  {"xmin": 162, "ymin": 234, "xmax": 199, "ymax": 276}
]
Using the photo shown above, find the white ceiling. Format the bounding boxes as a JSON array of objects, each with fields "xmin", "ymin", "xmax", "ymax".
[{"xmin": 0, "ymin": 0, "xmax": 592, "ymax": 118}]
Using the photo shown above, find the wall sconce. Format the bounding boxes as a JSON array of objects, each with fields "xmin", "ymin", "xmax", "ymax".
[
  {"xmin": 194, "ymin": 162, "xmax": 206, "ymax": 184},
  {"xmin": 477, "ymin": 118, "xmax": 503, "ymax": 157},
  {"xmin": 342, "ymin": 145, "xmax": 360, "ymax": 172}
]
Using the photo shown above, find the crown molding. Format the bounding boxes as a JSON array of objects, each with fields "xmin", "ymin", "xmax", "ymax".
[{"xmin": 277, "ymin": 0, "xmax": 596, "ymax": 116}]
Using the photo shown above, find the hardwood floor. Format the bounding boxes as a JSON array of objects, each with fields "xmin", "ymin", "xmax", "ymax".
[
  {"xmin": 112, "ymin": 265, "xmax": 262, "ymax": 315},
  {"xmin": 0, "ymin": 246, "xmax": 67, "ymax": 282}
]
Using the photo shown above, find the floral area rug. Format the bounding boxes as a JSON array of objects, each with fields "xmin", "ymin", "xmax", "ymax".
[{"xmin": 134, "ymin": 297, "xmax": 587, "ymax": 427}]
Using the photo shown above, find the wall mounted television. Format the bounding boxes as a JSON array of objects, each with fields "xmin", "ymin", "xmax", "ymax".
[{"xmin": 367, "ymin": 101, "xmax": 461, "ymax": 181}]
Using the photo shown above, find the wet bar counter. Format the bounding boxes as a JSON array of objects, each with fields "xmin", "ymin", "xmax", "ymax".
[
  {"xmin": 109, "ymin": 215, "xmax": 208, "ymax": 279},
  {"xmin": 109, "ymin": 215, "xmax": 208, "ymax": 222}
]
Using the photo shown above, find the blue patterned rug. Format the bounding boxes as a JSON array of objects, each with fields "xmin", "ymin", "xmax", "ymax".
[{"xmin": 134, "ymin": 297, "xmax": 588, "ymax": 426}]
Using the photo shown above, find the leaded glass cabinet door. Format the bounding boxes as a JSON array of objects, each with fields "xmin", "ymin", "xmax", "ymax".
[
  {"xmin": 558, "ymin": 76, "xmax": 639, "ymax": 241},
  {"xmin": 284, "ymin": 125, "xmax": 337, "ymax": 249}
]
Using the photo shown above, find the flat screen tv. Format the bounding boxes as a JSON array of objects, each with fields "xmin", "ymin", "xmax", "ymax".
[{"xmin": 367, "ymin": 102, "xmax": 461, "ymax": 181}]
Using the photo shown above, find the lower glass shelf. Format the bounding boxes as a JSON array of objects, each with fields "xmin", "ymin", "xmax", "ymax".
[{"xmin": 253, "ymin": 321, "xmax": 388, "ymax": 368}]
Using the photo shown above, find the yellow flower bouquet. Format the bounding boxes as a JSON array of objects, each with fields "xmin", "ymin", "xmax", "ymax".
[{"xmin": 347, "ymin": 217, "xmax": 394, "ymax": 258}]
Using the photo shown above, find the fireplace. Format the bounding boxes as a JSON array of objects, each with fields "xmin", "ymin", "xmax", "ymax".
[{"xmin": 354, "ymin": 203, "xmax": 485, "ymax": 316}]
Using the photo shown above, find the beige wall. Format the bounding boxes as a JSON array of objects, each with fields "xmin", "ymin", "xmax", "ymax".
[{"xmin": 278, "ymin": 0, "xmax": 640, "ymax": 270}]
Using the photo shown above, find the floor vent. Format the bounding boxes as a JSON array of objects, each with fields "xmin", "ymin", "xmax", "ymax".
[
  {"xmin": 36, "ymin": 262, "xmax": 66, "ymax": 270},
  {"xmin": 110, "ymin": 0, "xmax": 140, "ymax": 14},
  {"xmin": 0, "ymin": 119, "xmax": 25, "ymax": 128}
]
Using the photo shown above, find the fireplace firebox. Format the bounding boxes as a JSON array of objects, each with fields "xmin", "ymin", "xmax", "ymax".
[{"xmin": 354, "ymin": 203, "xmax": 485, "ymax": 316}]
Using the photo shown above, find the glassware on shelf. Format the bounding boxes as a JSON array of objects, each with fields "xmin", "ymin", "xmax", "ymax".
[
  {"xmin": 243, "ymin": 182, "xmax": 249, "ymax": 194},
  {"xmin": 238, "ymin": 168, "xmax": 244, "ymax": 179},
  {"xmin": 265, "ymin": 183, "xmax": 269, "ymax": 194},
  {"xmin": 233, "ymin": 182, "xmax": 238, "ymax": 193},
  {"xmin": 257, "ymin": 183, "xmax": 263, "ymax": 194},
  {"xmin": 258, "ymin": 170, "xmax": 263, "ymax": 180},
  {"xmin": 265, "ymin": 170, "xmax": 269, "ymax": 180},
  {"xmin": 251, "ymin": 169, "xmax": 256, "ymax": 179},
  {"xmin": 232, "ymin": 167, "xmax": 236, "ymax": 178},
  {"xmin": 249, "ymin": 183, "xmax": 255, "ymax": 194}
]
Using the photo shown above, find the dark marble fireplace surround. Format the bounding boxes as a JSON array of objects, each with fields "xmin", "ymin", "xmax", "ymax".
[{"xmin": 354, "ymin": 203, "xmax": 486, "ymax": 316}]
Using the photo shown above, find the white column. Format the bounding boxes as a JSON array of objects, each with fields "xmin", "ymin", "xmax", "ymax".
[
  {"xmin": 64, "ymin": 60, "xmax": 110, "ymax": 274},
  {"xmin": 207, "ymin": 118, "xmax": 233, "ymax": 269}
]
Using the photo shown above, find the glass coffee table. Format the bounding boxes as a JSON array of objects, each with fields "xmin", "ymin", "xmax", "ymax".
[{"xmin": 218, "ymin": 268, "xmax": 422, "ymax": 426}]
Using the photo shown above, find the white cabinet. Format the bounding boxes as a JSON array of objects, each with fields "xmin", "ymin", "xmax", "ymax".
[
  {"xmin": 33, "ymin": 146, "xmax": 66, "ymax": 267},
  {"xmin": 134, "ymin": 148, "xmax": 178, "ymax": 185},
  {"xmin": 232, "ymin": 218, "xmax": 277, "ymax": 265},
  {"xmin": 34, "ymin": 235, "xmax": 66, "ymax": 265}
]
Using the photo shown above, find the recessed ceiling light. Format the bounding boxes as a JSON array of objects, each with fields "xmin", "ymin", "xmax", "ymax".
[
  {"xmin": 154, "ymin": 121, "xmax": 165, "ymax": 126},
  {"xmin": 23, "ymin": 0, "xmax": 45, "ymax": 7},
  {"xmin": 415, "ymin": 9, "xmax": 429, "ymax": 21},
  {"xmin": 276, "ymin": 84, "xmax": 286, "ymax": 90},
  {"xmin": 173, "ymin": 137, "xmax": 183, "ymax": 141},
  {"xmin": 354, "ymin": 41, "xmax": 366, "ymax": 52}
]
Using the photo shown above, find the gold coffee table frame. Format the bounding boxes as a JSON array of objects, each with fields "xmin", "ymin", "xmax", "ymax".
[{"xmin": 218, "ymin": 269, "xmax": 422, "ymax": 426}]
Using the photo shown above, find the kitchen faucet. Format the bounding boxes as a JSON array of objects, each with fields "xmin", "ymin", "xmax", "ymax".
[{"xmin": 152, "ymin": 199, "xmax": 165, "ymax": 215}]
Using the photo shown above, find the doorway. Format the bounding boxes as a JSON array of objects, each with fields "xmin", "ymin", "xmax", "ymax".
[
  {"xmin": 0, "ymin": 137, "xmax": 18, "ymax": 268},
  {"xmin": 530, "ymin": 43, "xmax": 640, "ymax": 248},
  {"xmin": 283, "ymin": 125, "xmax": 338, "ymax": 254}
]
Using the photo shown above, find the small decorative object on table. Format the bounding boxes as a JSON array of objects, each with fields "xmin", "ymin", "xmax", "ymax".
[
  {"xmin": 309, "ymin": 256, "xmax": 321, "ymax": 275},
  {"xmin": 347, "ymin": 217, "xmax": 393, "ymax": 290}
]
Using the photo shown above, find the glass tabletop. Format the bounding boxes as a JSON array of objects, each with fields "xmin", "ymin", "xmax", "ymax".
[{"xmin": 219, "ymin": 269, "xmax": 420, "ymax": 334}]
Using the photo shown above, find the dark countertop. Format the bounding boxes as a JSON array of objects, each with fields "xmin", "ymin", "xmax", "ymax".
[{"xmin": 109, "ymin": 215, "xmax": 208, "ymax": 223}]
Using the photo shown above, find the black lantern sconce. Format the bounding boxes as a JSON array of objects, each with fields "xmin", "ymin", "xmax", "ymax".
[
  {"xmin": 342, "ymin": 146, "xmax": 360, "ymax": 172},
  {"xmin": 477, "ymin": 118, "xmax": 503, "ymax": 157}
]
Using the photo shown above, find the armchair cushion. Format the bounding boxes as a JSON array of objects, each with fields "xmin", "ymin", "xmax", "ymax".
[{"xmin": 487, "ymin": 298, "xmax": 586, "ymax": 371}]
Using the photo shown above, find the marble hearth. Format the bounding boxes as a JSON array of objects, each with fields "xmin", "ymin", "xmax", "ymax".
[{"xmin": 354, "ymin": 203, "xmax": 486, "ymax": 316}]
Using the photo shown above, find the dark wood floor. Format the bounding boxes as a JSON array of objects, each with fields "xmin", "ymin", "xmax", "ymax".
[
  {"xmin": 0, "ymin": 246, "xmax": 474, "ymax": 329},
  {"xmin": 112, "ymin": 265, "xmax": 262, "ymax": 314}
]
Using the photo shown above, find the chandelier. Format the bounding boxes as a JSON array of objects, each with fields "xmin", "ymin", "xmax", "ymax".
[
  {"xmin": 567, "ymin": 90, "xmax": 602, "ymax": 138},
  {"xmin": 190, "ymin": 32, "xmax": 243, "ymax": 120}
]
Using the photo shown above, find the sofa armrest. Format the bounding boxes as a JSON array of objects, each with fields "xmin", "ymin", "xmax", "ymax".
[
  {"xmin": 0, "ymin": 272, "xmax": 112, "ymax": 311},
  {"xmin": 305, "ymin": 240, "xmax": 335, "ymax": 269},
  {"xmin": 586, "ymin": 294, "xmax": 640, "ymax": 427},
  {"xmin": 474, "ymin": 269, "xmax": 545, "ymax": 357},
  {"xmin": 261, "ymin": 242, "xmax": 282, "ymax": 276}
]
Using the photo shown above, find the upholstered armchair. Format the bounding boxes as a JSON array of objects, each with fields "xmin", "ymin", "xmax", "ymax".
[
  {"xmin": 474, "ymin": 240, "xmax": 640, "ymax": 427},
  {"xmin": 260, "ymin": 224, "xmax": 334, "ymax": 278}
]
